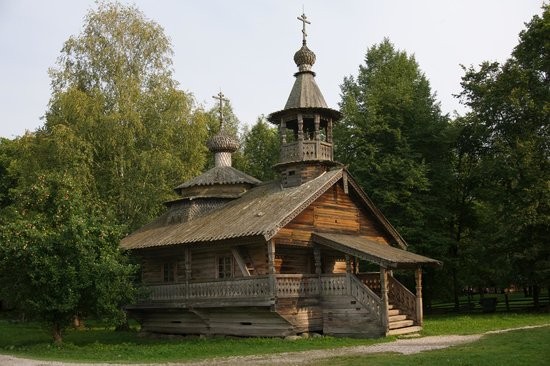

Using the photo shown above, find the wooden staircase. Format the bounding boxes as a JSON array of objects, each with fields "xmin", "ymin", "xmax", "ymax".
[
  {"xmin": 321, "ymin": 295, "xmax": 385, "ymax": 338},
  {"xmin": 386, "ymin": 303, "xmax": 422, "ymax": 336}
]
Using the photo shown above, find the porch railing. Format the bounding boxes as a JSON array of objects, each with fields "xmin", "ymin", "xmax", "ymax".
[
  {"xmin": 144, "ymin": 276, "xmax": 271, "ymax": 302},
  {"xmin": 356, "ymin": 272, "xmax": 382, "ymax": 294},
  {"xmin": 276, "ymin": 273, "xmax": 383, "ymax": 326},
  {"xmin": 141, "ymin": 273, "xmax": 409, "ymax": 324},
  {"xmin": 388, "ymin": 275, "xmax": 417, "ymax": 323},
  {"xmin": 350, "ymin": 275, "xmax": 383, "ymax": 321},
  {"xmin": 276, "ymin": 274, "xmax": 320, "ymax": 297},
  {"xmin": 143, "ymin": 274, "xmax": 360, "ymax": 303}
]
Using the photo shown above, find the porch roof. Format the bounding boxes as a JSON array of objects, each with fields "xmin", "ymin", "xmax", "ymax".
[{"xmin": 312, "ymin": 233, "xmax": 442, "ymax": 269}]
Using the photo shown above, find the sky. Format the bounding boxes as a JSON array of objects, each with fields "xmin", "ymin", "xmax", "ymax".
[{"xmin": 0, "ymin": 0, "xmax": 545, "ymax": 138}]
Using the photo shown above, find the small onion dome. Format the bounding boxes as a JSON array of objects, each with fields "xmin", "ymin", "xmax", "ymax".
[
  {"xmin": 207, "ymin": 131, "xmax": 239, "ymax": 153},
  {"xmin": 294, "ymin": 44, "xmax": 316, "ymax": 71}
]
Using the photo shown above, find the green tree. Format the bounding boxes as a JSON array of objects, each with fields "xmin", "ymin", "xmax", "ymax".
[
  {"xmin": 458, "ymin": 5, "xmax": 550, "ymax": 306},
  {"xmin": 0, "ymin": 138, "xmax": 17, "ymax": 208},
  {"xmin": 239, "ymin": 116, "xmax": 280, "ymax": 181},
  {"xmin": 335, "ymin": 39, "xmax": 452, "ymax": 305},
  {"xmin": 0, "ymin": 130, "xmax": 137, "ymax": 343},
  {"xmin": 336, "ymin": 39, "xmax": 449, "ymax": 231},
  {"xmin": 47, "ymin": 1, "xmax": 209, "ymax": 230},
  {"xmin": 445, "ymin": 115, "xmax": 487, "ymax": 308},
  {"xmin": 0, "ymin": 1, "xmax": 213, "ymax": 342}
]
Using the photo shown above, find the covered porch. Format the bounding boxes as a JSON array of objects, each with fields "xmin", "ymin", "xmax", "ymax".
[
  {"xmin": 134, "ymin": 233, "xmax": 440, "ymax": 336},
  {"xmin": 311, "ymin": 232, "xmax": 442, "ymax": 335}
]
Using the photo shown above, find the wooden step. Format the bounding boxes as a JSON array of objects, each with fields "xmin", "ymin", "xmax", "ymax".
[
  {"xmin": 388, "ymin": 309, "xmax": 401, "ymax": 316},
  {"xmin": 388, "ymin": 314, "xmax": 407, "ymax": 322},
  {"xmin": 388, "ymin": 319, "xmax": 414, "ymax": 329},
  {"xmin": 387, "ymin": 325, "xmax": 422, "ymax": 336}
]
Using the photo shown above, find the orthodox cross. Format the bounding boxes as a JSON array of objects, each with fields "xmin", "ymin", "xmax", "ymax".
[
  {"xmin": 297, "ymin": 12, "xmax": 310, "ymax": 45},
  {"xmin": 212, "ymin": 91, "xmax": 229, "ymax": 128}
]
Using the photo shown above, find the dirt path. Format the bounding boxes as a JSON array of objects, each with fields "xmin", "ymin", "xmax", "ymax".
[{"xmin": 1, "ymin": 324, "xmax": 547, "ymax": 366}]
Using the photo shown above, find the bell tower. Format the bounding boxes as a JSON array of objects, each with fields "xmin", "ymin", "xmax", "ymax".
[{"xmin": 268, "ymin": 13, "xmax": 342, "ymax": 188}]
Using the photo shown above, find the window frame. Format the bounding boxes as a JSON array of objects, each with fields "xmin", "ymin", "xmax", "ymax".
[
  {"xmin": 216, "ymin": 255, "xmax": 233, "ymax": 279},
  {"xmin": 162, "ymin": 262, "xmax": 176, "ymax": 283}
]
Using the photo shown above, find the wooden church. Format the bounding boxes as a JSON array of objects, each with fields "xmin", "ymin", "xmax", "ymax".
[{"xmin": 121, "ymin": 14, "xmax": 441, "ymax": 338}]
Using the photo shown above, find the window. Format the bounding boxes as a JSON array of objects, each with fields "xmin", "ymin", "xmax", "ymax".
[
  {"xmin": 163, "ymin": 262, "xmax": 175, "ymax": 283},
  {"xmin": 217, "ymin": 256, "xmax": 233, "ymax": 279}
]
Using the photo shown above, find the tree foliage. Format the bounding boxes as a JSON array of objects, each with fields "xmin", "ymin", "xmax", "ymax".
[
  {"xmin": 0, "ymin": 130, "xmax": 137, "ymax": 343},
  {"xmin": 0, "ymin": 1, "xmax": 212, "ymax": 342},
  {"xmin": 238, "ymin": 116, "xmax": 280, "ymax": 181},
  {"xmin": 457, "ymin": 5, "xmax": 550, "ymax": 301},
  {"xmin": 336, "ymin": 39, "xmax": 451, "ymax": 245},
  {"xmin": 335, "ymin": 39, "xmax": 456, "ymax": 304},
  {"xmin": 47, "ymin": 1, "xmax": 209, "ymax": 230}
]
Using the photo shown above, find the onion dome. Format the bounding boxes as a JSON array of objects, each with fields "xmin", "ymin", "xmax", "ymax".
[
  {"xmin": 207, "ymin": 131, "xmax": 239, "ymax": 153},
  {"xmin": 294, "ymin": 45, "xmax": 316, "ymax": 72}
]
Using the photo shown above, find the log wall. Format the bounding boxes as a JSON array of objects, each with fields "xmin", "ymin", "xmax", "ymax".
[
  {"xmin": 276, "ymin": 246, "xmax": 313, "ymax": 274},
  {"xmin": 274, "ymin": 184, "xmax": 392, "ymax": 248},
  {"xmin": 138, "ymin": 241, "xmax": 269, "ymax": 284}
]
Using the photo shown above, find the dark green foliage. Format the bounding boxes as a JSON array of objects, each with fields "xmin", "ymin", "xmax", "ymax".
[
  {"xmin": 457, "ymin": 5, "xmax": 550, "ymax": 299},
  {"xmin": 0, "ymin": 138, "xmax": 17, "ymax": 208},
  {"xmin": 336, "ymin": 39, "xmax": 450, "ymax": 237},
  {"xmin": 0, "ymin": 2, "xmax": 213, "ymax": 342},
  {"xmin": 335, "ymin": 39, "xmax": 453, "ymax": 303},
  {"xmin": 0, "ymin": 131, "xmax": 137, "ymax": 343},
  {"xmin": 238, "ymin": 116, "xmax": 280, "ymax": 181}
]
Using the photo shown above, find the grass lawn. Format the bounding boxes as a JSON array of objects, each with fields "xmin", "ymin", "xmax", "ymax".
[
  {"xmin": 422, "ymin": 312, "xmax": 550, "ymax": 336},
  {"xmin": 0, "ymin": 312, "xmax": 548, "ymax": 363},
  {"xmin": 311, "ymin": 325, "xmax": 550, "ymax": 366},
  {"xmin": 0, "ymin": 320, "xmax": 388, "ymax": 363}
]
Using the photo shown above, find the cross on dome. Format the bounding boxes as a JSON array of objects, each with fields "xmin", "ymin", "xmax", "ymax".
[
  {"xmin": 212, "ymin": 91, "xmax": 229, "ymax": 128},
  {"xmin": 297, "ymin": 13, "xmax": 311, "ymax": 45}
]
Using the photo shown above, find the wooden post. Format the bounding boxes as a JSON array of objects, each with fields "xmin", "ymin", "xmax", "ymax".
[
  {"xmin": 314, "ymin": 114, "xmax": 321, "ymax": 159},
  {"xmin": 415, "ymin": 266, "xmax": 423, "ymax": 326},
  {"xmin": 267, "ymin": 240, "xmax": 276, "ymax": 301},
  {"xmin": 380, "ymin": 267, "xmax": 389, "ymax": 332},
  {"xmin": 184, "ymin": 247, "xmax": 191, "ymax": 300},
  {"xmin": 345, "ymin": 255, "xmax": 352, "ymax": 295},
  {"xmin": 297, "ymin": 114, "xmax": 304, "ymax": 141},
  {"xmin": 345, "ymin": 254, "xmax": 351, "ymax": 273},
  {"xmin": 327, "ymin": 118, "xmax": 333, "ymax": 143},
  {"xmin": 314, "ymin": 245, "xmax": 322, "ymax": 297},
  {"xmin": 314, "ymin": 114, "xmax": 320, "ymax": 140},
  {"xmin": 297, "ymin": 114, "xmax": 304, "ymax": 161},
  {"xmin": 280, "ymin": 118, "xmax": 286, "ymax": 144},
  {"xmin": 313, "ymin": 246, "xmax": 322, "ymax": 275}
]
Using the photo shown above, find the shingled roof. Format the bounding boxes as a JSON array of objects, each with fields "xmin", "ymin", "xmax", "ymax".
[
  {"xmin": 121, "ymin": 168, "xmax": 344, "ymax": 250},
  {"xmin": 313, "ymin": 233, "xmax": 441, "ymax": 268},
  {"xmin": 284, "ymin": 69, "xmax": 328, "ymax": 110},
  {"xmin": 175, "ymin": 166, "xmax": 261, "ymax": 190}
]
